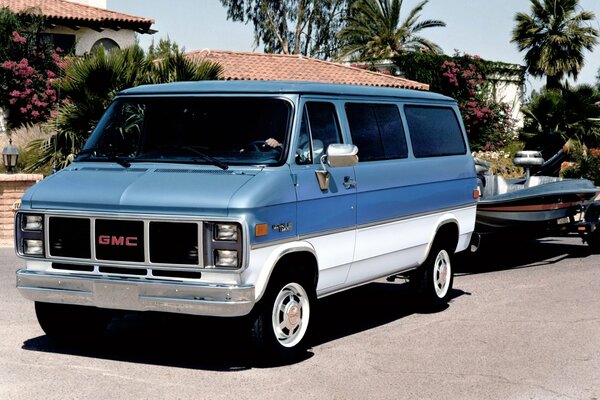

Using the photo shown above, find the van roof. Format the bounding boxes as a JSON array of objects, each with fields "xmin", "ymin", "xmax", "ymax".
[{"xmin": 118, "ymin": 80, "xmax": 454, "ymax": 102}]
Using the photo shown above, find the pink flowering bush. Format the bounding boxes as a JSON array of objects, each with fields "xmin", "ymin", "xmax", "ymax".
[
  {"xmin": 2, "ymin": 58, "xmax": 59, "ymax": 124},
  {"xmin": 439, "ymin": 53, "xmax": 515, "ymax": 150},
  {"xmin": 0, "ymin": 9, "xmax": 63, "ymax": 128}
]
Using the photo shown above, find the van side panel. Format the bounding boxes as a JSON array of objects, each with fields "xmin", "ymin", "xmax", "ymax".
[{"xmin": 346, "ymin": 156, "xmax": 476, "ymax": 284}]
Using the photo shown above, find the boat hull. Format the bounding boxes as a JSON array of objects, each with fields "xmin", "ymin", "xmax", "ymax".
[{"xmin": 476, "ymin": 179, "xmax": 598, "ymax": 233}]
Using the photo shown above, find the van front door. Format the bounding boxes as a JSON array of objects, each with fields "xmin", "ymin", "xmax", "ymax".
[{"xmin": 291, "ymin": 101, "xmax": 357, "ymax": 294}]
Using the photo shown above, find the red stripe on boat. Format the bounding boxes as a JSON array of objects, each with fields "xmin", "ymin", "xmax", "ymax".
[{"xmin": 479, "ymin": 201, "xmax": 579, "ymax": 212}]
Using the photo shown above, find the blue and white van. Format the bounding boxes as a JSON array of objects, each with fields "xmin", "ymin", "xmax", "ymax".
[{"xmin": 15, "ymin": 81, "xmax": 478, "ymax": 357}]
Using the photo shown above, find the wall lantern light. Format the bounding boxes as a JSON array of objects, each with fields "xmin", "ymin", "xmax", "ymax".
[{"xmin": 2, "ymin": 139, "xmax": 19, "ymax": 173}]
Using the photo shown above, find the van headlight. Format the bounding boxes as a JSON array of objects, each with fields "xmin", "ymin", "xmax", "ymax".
[
  {"xmin": 214, "ymin": 249, "xmax": 239, "ymax": 268},
  {"xmin": 16, "ymin": 213, "xmax": 45, "ymax": 257},
  {"xmin": 204, "ymin": 222, "xmax": 243, "ymax": 269},
  {"xmin": 23, "ymin": 215, "xmax": 43, "ymax": 231},
  {"xmin": 23, "ymin": 239, "xmax": 44, "ymax": 256},
  {"xmin": 215, "ymin": 223, "xmax": 239, "ymax": 241}
]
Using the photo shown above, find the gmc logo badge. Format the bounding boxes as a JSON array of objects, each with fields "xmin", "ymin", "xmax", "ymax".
[{"xmin": 98, "ymin": 235, "xmax": 138, "ymax": 247}]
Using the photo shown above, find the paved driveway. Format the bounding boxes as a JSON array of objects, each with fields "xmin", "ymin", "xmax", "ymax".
[{"xmin": 1, "ymin": 236, "xmax": 598, "ymax": 399}]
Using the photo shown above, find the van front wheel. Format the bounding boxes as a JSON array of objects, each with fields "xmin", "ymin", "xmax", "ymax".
[
  {"xmin": 35, "ymin": 302, "xmax": 111, "ymax": 342},
  {"xmin": 411, "ymin": 245, "xmax": 454, "ymax": 308},
  {"xmin": 250, "ymin": 276, "xmax": 313, "ymax": 359}
]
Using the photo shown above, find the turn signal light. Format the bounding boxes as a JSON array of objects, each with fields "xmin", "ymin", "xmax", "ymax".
[{"xmin": 255, "ymin": 223, "xmax": 268, "ymax": 237}]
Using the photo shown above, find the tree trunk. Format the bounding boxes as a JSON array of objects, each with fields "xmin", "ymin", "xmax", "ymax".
[{"xmin": 546, "ymin": 75, "xmax": 562, "ymax": 90}]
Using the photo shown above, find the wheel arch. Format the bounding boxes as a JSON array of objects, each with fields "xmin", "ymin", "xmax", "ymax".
[
  {"xmin": 245, "ymin": 242, "xmax": 319, "ymax": 303},
  {"xmin": 419, "ymin": 216, "xmax": 460, "ymax": 265}
]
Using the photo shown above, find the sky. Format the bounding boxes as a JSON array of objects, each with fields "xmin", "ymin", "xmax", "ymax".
[{"xmin": 108, "ymin": 0, "xmax": 600, "ymax": 94}]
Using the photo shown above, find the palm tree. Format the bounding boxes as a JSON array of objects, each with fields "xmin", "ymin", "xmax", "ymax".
[
  {"xmin": 336, "ymin": 0, "xmax": 445, "ymax": 61},
  {"xmin": 521, "ymin": 84, "xmax": 600, "ymax": 156},
  {"xmin": 26, "ymin": 46, "xmax": 222, "ymax": 171},
  {"xmin": 512, "ymin": 0, "xmax": 599, "ymax": 89}
]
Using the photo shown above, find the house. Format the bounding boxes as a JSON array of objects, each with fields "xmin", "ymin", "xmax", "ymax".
[
  {"xmin": 0, "ymin": 0, "xmax": 154, "ymax": 55},
  {"xmin": 486, "ymin": 64, "xmax": 526, "ymax": 128},
  {"xmin": 187, "ymin": 49, "xmax": 429, "ymax": 90}
]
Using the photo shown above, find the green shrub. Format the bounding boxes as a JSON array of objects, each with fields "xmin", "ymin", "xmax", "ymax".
[
  {"xmin": 561, "ymin": 145, "xmax": 600, "ymax": 185},
  {"xmin": 473, "ymin": 148, "xmax": 524, "ymax": 178}
]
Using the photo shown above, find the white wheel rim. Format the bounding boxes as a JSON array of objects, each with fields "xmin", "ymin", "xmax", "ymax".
[
  {"xmin": 271, "ymin": 282, "xmax": 310, "ymax": 348},
  {"xmin": 433, "ymin": 250, "xmax": 451, "ymax": 298}
]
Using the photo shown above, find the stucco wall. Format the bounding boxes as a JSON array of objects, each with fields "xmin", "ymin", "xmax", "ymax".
[
  {"xmin": 490, "ymin": 78, "xmax": 525, "ymax": 129},
  {"xmin": 42, "ymin": 26, "xmax": 137, "ymax": 56}
]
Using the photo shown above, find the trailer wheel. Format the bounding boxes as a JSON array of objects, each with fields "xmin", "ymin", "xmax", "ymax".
[
  {"xmin": 35, "ymin": 302, "xmax": 111, "ymax": 342},
  {"xmin": 587, "ymin": 230, "xmax": 600, "ymax": 251}
]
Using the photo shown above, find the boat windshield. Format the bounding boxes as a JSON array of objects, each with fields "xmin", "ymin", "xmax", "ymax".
[{"xmin": 78, "ymin": 97, "xmax": 292, "ymax": 167}]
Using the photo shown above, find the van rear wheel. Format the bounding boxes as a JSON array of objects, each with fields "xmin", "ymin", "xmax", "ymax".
[
  {"xmin": 411, "ymin": 244, "xmax": 454, "ymax": 309},
  {"xmin": 250, "ymin": 274, "xmax": 313, "ymax": 360}
]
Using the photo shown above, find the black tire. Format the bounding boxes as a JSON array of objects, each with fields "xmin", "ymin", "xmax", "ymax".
[
  {"xmin": 411, "ymin": 243, "xmax": 454, "ymax": 309},
  {"xmin": 250, "ymin": 272, "xmax": 315, "ymax": 360},
  {"xmin": 587, "ymin": 230, "xmax": 600, "ymax": 252},
  {"xmin": 35, "ymin": 302, "xmax": 112, "ymax": 342}
]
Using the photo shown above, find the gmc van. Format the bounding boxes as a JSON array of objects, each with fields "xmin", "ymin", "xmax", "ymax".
[{"xmin": 15, "ymin": 81, "xmax": 478, "ymax": 357}]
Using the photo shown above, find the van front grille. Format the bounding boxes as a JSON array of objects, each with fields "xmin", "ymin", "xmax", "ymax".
[
  {"xmin": 47, "ymin": 217, "xmax": 202, "ymax": 267},
  {"xmin": 49, "ymin": 217, "xmax": 91, "ymax": 259},
  {"xmin": 95, "ymin": 219, "xmax": 145, "ymax": 262},
  {"xmin": 149, "ymin": 222, "xmax": 198, "ymax": 264}
]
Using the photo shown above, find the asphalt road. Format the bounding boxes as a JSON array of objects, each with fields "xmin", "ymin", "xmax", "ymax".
[{"xmin": 0, "ymin": 236, "xmax": 599, "ymax": 400}]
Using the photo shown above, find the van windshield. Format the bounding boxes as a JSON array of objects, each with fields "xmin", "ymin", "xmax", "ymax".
[{"xmin": 78, "ymin": 97, "xmax": 292, "ymax": 167}]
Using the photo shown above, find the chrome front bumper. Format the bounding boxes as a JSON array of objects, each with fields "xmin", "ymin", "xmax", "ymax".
[{"xmin": 16, "ymin": 269, "xmax": 256, "ymax": 317}]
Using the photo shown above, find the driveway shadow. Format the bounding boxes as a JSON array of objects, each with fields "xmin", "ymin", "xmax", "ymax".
[
  {"xmin": 23, "ymin": 312, "xmax": 263, "ymax": 371},
  {"xmin": 455, "ymin": 235, "xmax": 594, "ymax": 275},
  {"xmin": 22, "ymin": 282, "xmax": 467, "ymax": 370},
  {"xmin": 310, "ymin": 282, "xmax": 467, "ymax": 347}
]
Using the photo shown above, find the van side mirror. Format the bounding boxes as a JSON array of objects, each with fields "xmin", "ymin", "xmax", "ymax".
[
  {"xmin": 326, "ymin": 144, "xmax": 359, "ymax": 168},
  {"xmin": 315, "ymin": 144, "xmax": 359, "ymax": 191}
]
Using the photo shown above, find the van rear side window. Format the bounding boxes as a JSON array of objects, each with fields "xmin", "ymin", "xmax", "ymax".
[
  {"xmin": 345, "ymin": 103, "xmax": 407, "ymax": 161},
  {"xmin": 404, "ymin": 106, "xmax": 466, "ymax": 158}
]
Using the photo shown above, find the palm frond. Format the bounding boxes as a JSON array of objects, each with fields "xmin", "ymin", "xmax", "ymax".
[
  {"xmin": 337, "ymin": 0, "xmax": 444, "ymax": 61},
  {"xmin": 28, "ymin": 45, "xmax": 223, "ymax": 172}
]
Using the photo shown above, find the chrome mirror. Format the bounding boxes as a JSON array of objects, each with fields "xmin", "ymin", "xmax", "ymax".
[
  {"xmin": 326, "ymin": 144, "xmax": 359, "ymax": 168},
  {"xmin": 315, "ymin": 144, "xmax": 359, "ymax": 191}
]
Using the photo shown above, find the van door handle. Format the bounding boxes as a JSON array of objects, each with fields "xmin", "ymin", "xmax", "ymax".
[{"xmin": 343, "ymin": 176, "xmax": 357, "ymax": 189}]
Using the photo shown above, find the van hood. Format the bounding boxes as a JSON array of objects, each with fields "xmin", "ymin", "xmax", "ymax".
[{"xmin": 24, "ymin": 163, "xmax": 260, "ymax": 216}]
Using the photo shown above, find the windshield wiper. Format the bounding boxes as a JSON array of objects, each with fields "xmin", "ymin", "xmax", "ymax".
[
  {"xmin": 140, "ymin": 145, "xmax": 228, "ymax": 170},
  {"xmin": 76, "ymin": 148, "xmax": 131, "ymax": 168},
  {"xmin": 181, "ymin": 146, "xmax": 228, "ymax": 170}
]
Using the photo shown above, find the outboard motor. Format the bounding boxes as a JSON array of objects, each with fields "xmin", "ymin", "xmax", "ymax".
[{"xmin": 513, "ymin": 150, "xmax": 544, "ymax": 178}]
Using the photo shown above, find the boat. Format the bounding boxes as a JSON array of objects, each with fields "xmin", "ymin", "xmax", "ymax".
[{"xmin": 474, "ymin": 150, "xmax": 600, "ymax": 235}]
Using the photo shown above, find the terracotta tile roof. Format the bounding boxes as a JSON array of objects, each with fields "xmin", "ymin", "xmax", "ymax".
[
  {"xmin": 0, "ymin": 0, "xmax": 154, "ymax": 31},
  {"xmin": 187, "ymin": 50, "xmax": 429, "ymax": 91}
]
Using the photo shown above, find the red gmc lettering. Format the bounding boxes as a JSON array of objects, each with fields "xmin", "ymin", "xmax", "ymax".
[{"xmin": 98, "ymin": 235, "xmax": 138, "ymax": 247}]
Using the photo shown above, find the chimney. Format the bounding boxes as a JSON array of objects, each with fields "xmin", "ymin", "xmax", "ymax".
[{"xmin": 64, "ymin": 0, "xmax": 107, "ymax": 9}]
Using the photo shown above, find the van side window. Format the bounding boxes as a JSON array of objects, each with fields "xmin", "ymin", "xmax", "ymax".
[
  {"xmin": 296, "ymin": 102, "xmax": 342, "ymax": 164},
  {"xmin": 405, "ymin": 106, "xmax": 466, "ymax": 158},
  {"xmin": 345, "ymin": 103, "xmax": 407, "ymax": 161}
]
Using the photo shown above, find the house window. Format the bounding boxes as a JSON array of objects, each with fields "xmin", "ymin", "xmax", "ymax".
[
  {"xmin": 91, "ymin": 38, "xmax": 120, "ymax": 53},
  {"xmin": 39, "ymin": 33, "xmax": 76, "ymax": 54}
]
